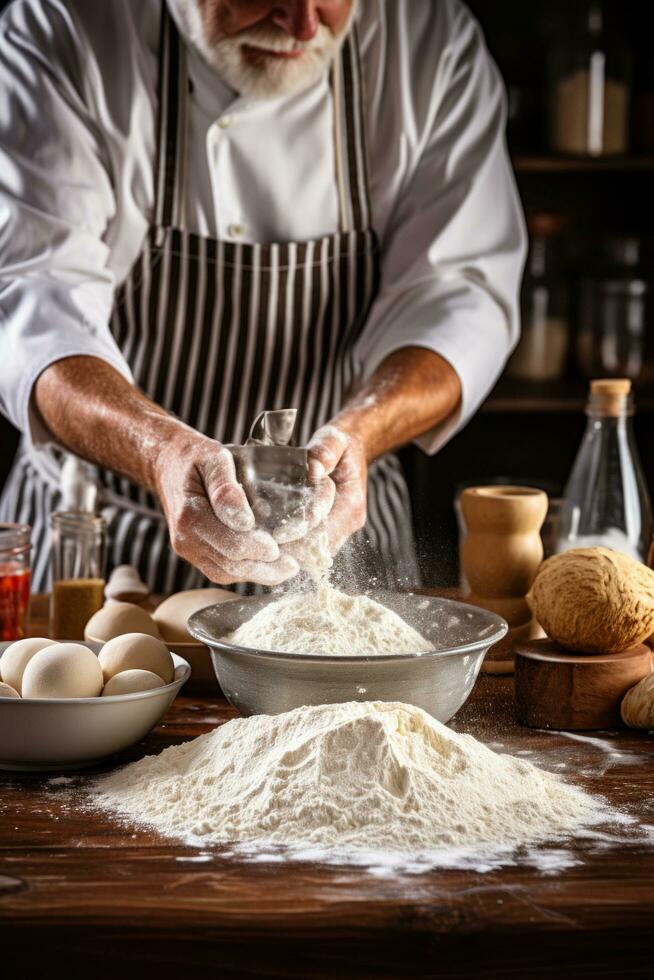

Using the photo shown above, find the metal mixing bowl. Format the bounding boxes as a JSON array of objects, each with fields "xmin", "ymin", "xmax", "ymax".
[{"xmin": 187, "ymin": 592, "xmax": 507, "ymax": 722}]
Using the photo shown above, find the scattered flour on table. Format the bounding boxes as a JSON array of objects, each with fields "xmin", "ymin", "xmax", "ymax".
[
  {"xmin": 222, "ymin": 587, "xmax": 434, "ymax": 657},
  {"xmin": 90, "ymin": 701, "xmax": 601, "ymax": 859}
]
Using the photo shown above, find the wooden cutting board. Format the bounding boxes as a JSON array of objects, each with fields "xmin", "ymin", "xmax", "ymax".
[{"xmin": 514, "ymin": 638, "xmax": 653, "ymax": 730}]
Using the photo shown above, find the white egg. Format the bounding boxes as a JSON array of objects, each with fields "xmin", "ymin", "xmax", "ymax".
[
  {"xmin": 98, "ymin": 632, "xmax": 174, "ymax": 684},
  {"xmin": 85, "ymin": 601, "xmax": 161, "ymax": 642},
  {"xmin": 153, "ymin": 588, "xmax": 234, "ymax": 643},
  {"xmin": 22, "ymin": 643, "xmax": 104, "ymax": 699},
  {"xmin": 0, "ymin": 681, "xmax": 20, "ymax": 698},
  {"xmin": 101, "ymin": 669, "xmax": 167, "ymax": 697},
  {"xmin": 1, "ymin": 637, "xmax": 58, "ymax": 694}
]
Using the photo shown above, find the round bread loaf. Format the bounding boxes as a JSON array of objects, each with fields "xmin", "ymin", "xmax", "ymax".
[
  {"xmin": 85, "ymin": 602, "xmax": 161, "ymax": 642},
  {"xmin": 621, "ymin": 671, "xmax": 654, "ymax": 729},
  {"xmin": 153, "ymin": 588, "xmax": 234, "ymax": 642},
  {"xmin": 527, "ymin": 548, "xmax": 654, "ymax": 654}
]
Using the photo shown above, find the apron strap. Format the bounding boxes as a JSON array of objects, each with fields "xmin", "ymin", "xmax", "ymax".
[
  {"xmin": 154, "ymin": 7, "xmax": 188, "ymax": 231},
  {"xmin": 331, "ymin": 29, "xmax": 374, "ymax": 233},
  {"xmin": 155, "ymin": 9, "xmax": 372, "ymax": 237}
]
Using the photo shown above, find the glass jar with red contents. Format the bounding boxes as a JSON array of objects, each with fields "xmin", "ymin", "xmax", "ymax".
[{"xmin": 0, "ymin": 524, "xmax": 31, "ymax": 641}]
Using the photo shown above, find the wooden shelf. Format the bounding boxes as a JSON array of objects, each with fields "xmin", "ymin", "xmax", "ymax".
[
  {"xmin": 512, "ymin": 155, "xmax": 654, "ymax": 174},
  {"xmin": 482, "ymin": 378, "xmax": 654, "ymax": 414}
]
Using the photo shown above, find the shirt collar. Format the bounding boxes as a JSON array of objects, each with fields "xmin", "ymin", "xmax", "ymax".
[
  {"xmin": 165, "ymin": 0, "xmax": 239, "ymax": 111},
  {"xmin": 165, "ymin": 0, "xmax": 341, "ymax": 119}
]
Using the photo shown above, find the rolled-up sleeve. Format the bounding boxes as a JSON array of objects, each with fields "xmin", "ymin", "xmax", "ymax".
[
  {"xmin": 355, "ymin": 0, "xmax": 526, "ymax": 454},
  {"xmin": 0, "ymin": 0, "xmax": 132, "ymax": 448}
]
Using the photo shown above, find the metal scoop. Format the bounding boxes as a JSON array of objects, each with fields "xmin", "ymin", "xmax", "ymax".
[{"xmin": 228, "ymin": 410, "xmax": 309, "ymax": 532}]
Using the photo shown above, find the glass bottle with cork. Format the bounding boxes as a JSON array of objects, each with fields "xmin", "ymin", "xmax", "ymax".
[
  {"xmin": 50, "ymin": 512, "xmax": 107, "ymax": 640},
  {"xmin": 555, "ymin": 379, "xmax": 652, "ymax": 560}
]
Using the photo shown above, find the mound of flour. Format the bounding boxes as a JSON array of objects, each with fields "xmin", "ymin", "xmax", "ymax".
[
  {"xmin": 91, "ymin": 701, "xmax": 599, "ymax": 856},
  {"xmin": 222, "ymin": 587, "xmax": 434, "ymax": 656}
]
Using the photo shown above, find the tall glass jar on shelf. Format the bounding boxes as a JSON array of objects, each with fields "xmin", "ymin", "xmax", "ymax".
[
  {"xmin": 555, "ymin": 379, "xmax": 653, "ymax": 561},
  {"xmin": 507, "ymin": 213, "xmax": 569, "ymax": 383},
  {"xmin": 577, "ymin": 236, "xmax": 650, "ymax": 382},
  {"xmin": 548, "ymin": 2, "xmax": 631, "ymax": 157}
]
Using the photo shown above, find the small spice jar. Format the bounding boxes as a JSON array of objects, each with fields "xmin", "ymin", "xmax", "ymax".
[
  {"xmin": 0, "ymin": 523, "xmax": 31, "ymax": 641},
  {"xmin": 50, "ymin": 512, "xmax": 107, "ymax": 640}
]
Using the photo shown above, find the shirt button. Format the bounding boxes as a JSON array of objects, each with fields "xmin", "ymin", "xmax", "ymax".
[
  {"xmin": 228, "ymin": 223, "xmax": 246, "ymax": 238},
  {"xmin": 217, "ymin": 115, "xmax": 232, "ymax": 129}
]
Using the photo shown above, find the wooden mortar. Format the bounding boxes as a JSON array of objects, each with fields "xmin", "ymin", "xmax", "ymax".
[{"xmin": 514, "ymin": 638, "xmax": 653, "ymax": 730}]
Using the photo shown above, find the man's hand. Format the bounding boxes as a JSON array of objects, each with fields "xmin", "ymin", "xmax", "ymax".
[
  {"xmin": 154, "ymin": 429, "xmax": 299, "ymax": 586},
  {"xmin": 280, "ymin": 424, "xmax": 367, "ymax": 566},
  {"xmin": 307, "ymin": 425, "xmax": 367, "ymax": 554},
  {"xmin": 271, "ymin": 473, "xmax": 336, "ymax": 546}
]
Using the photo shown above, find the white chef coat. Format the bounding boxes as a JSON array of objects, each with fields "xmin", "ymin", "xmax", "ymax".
[{"xmin": 0, "ymin": 0, "xmax": 526, "ymax": 455}]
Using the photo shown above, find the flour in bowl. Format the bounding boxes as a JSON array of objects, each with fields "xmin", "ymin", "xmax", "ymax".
[
  {"xmin": 222, "ymin": 587, "xmax": 434, "ymax": 656},
  {"xmin": 91, "ymin": 701, "xmax": 601, "ymax": 859}
]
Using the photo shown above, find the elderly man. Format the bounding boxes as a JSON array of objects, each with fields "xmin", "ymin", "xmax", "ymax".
[{"xmin": 0, "ymin": 0, "xmax": 525, "ymax": 592}]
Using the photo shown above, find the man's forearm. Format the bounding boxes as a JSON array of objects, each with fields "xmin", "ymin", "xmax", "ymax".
[
  {"xmin": 34, "ymin": 356, "xmax": 186, "ymax": 491},
  {"xmin": 332, "ymin": 347, "xmax": 461, "ymax": 462},
  {"xmin": 34, "ymin": 348, "xmax": 460, "ymax": 489},
  {"xmin": 33, "ymin": 356, "xmax": 301, "ymax": 585}
]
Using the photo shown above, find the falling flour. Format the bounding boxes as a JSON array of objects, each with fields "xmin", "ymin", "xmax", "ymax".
[
  {"xmin": 91, "ymin": 701, "xmax": 600, "ymax": 860},
  {"xmin": 223, "ymin": 587, "xmax": 434, "ymax": 656}
]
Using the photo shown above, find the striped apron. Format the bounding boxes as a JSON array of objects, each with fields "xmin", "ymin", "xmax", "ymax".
[{"xmin": 1, "ymin": 10, "xmax": 419, "ymax": 594}]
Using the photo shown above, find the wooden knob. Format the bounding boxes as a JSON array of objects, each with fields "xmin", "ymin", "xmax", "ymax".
[{"xmin": 514, "ymin": 639, "xmax": 652, "ymax": 730}]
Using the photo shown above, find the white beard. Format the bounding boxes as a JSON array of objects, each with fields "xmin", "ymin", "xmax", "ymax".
[{"xmin": 173, "ymin": 1, "xmax": 357, "ymax": 100}]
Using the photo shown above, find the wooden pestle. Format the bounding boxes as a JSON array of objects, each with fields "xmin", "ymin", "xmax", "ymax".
[{"xmin": 460, "ymin": 486, "xmax": 549, "ymax": 674}]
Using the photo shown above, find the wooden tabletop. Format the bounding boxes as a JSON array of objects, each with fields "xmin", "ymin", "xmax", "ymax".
[{"xmin": 1, "ymin": 671, "xmax": 653, "ymax": 979}]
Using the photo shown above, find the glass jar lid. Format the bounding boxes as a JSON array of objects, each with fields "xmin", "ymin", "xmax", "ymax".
[
  {"xmin": 50, "ymin": 511, "xmax": 107, "ymax": 535},
  {"xmin": 0, "ymin": 523, "xmax": 31, "ymax": 555}
]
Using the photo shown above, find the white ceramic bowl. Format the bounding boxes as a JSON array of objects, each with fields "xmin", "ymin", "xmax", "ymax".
[
  {"xmin": 156, "ymin": 640, "xmax": 216, "ymax": 693},
  {"xmin": 0, "ymin": 641, "xmax": 190, "ymax": 771}
]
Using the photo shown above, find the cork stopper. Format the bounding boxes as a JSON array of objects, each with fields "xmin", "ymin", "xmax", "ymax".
[{"xmin": 588, "ymin": 378, "xmax": 633, "ymax": 417}]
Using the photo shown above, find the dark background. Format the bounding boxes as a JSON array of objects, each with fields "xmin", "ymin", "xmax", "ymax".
[
  {"xmin": 405, "ymin": 0, "xmax": 654, "ymax": 583},
  {"xmin": 0, "ymin": 0, "xmax": 652, "ymax": 587}
]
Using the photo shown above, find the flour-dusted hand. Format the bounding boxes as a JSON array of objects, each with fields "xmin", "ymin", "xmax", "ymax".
[
  {"xmin": 154, "ymin": 429, "xmax": 299, "ymax": 586},
  {"xmin": 272, "ymin": 474, "xmax": 336, "ymax": 545},
  {"xmin": 303, "ymin": 424, "xmax": 368, "ymax": 556}
]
